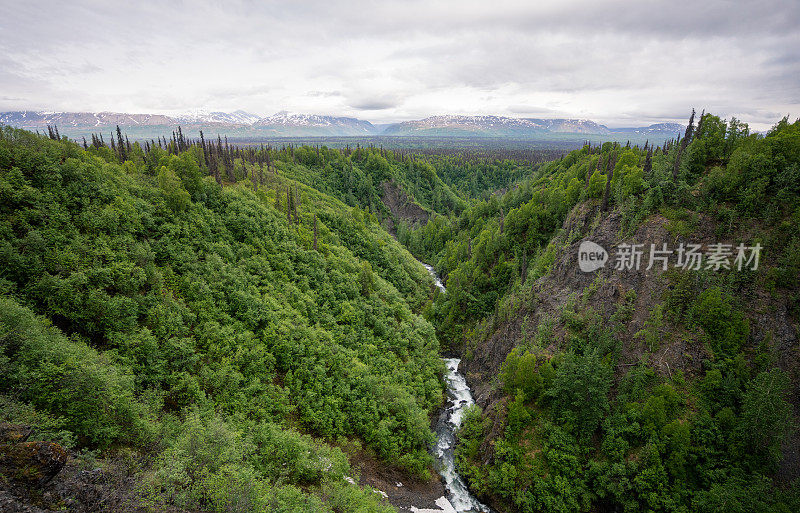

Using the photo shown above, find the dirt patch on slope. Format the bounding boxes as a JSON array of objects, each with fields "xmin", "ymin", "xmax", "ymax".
[
  {"xmin": 381, "ymin": 180, "xmax": 430, "ymax": 233},
  {"xmin": 460, "ymin": 199, "xmax": 799, "ymax": 479},
  {"xmin": 350, "ymin": 449, "xmax": 446, "ymax": 513}
]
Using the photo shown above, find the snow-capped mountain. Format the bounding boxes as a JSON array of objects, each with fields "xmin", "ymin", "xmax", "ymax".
[
  {"xmin": 381, "ymin": 115, "xmax": 611, "ymax": 136},
  {"xmin": 254, "ymin": 111, "xmax": 376, "ymax": 135},
  {"xmin": 0, "ymin": 109, "xmax": 261, "ymax": 128},
  {"xmin": 174, "ymin": 109, "xmax": 261, "ymax": 125},
  {"xmin": 0, "ymin": 111, "xmax": 174, "ymax": 127},
  {"xmin": 0, "ymin": 109, "xmax": 685, "ymax": 141},
  {"xmin": 532, "ymin": 118, "xmax": 611, "ymax": 134}
]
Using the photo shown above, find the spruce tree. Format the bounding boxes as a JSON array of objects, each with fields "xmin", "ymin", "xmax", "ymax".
[{"xmin": 601, "ymin": 151, "xmax": 617, "ymax": 211}]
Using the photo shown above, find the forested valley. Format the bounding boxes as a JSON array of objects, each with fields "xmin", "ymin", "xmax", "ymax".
[
  {"xmin": 402, "ymin": 112, "xmax": 800, "ymax": 512},
  {"xmin": 1, "ymin": 111, "xmax": 799, "ymax": 513}
]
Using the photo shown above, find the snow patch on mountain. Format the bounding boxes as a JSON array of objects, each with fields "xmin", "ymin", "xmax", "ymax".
[
  {"xmin": 254, "ymin": 111, "xmax": 375, "ymax": 133},
  {"xmin": 175, "ymin": 109, "xmax": 261, "ymax": 125}
]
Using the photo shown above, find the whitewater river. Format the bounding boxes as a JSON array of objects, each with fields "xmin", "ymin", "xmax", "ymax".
[{"xmin": 415, "ymin": 265, "xmax": 492, "ymax": 513}]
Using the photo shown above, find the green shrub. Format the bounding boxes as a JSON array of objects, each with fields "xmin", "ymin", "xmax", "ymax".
[
  {"xmin": 689, "ymin": 287, "xmax": 749, "ymax": 358},
  {"xmin": 0, "ymin": 296, "xmax": 152, "ymax": 447},
  {"xmin": 546, "ymin": 351, "xmax": 611, "ymax": 440}
]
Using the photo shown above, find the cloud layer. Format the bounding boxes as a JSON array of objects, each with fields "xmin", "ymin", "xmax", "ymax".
[{"xmin": 1, "ymin": 0, "xmax": 798, "ymax": 129}]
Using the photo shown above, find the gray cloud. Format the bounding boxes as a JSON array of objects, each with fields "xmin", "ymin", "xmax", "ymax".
[
  {"xmin": 349, "ymin": 100, "xmax": 398, "ymax": 111},
  {"xmin": 0, "ymin": 0, "xmax": 797, "ymax": 129}
]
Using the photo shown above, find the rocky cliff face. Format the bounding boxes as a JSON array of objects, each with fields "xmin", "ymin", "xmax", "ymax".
[
  {"xmin": 0, "ymin": 423, "xmax": 152, "ymax": 513},
  {"xmin": 461, "ymin": 199, "xmax": 799, "ymax": 479},
  {"xmin": 380, "ymin": 180, "xmax": 431, "ymax": 232}
]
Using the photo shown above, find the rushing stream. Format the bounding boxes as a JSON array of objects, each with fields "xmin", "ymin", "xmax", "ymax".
[
  {"xmin": 419, "ymin": 265, "xmax": 492, "ymax": 513},
  {"xmin": 430, "ymin": 358, "xmax": 492, "ymax": 513}
]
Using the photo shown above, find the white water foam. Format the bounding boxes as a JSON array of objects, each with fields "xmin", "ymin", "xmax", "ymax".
[
  {"xmin": 422, "ymin": 263, "xmax": 491, "ymax": 513},
  {"xmin": 422, "ymin": 263, "xmax": 446, "ymax": 293}
]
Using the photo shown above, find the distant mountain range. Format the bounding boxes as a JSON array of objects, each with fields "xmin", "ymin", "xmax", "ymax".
[
  {"xmin": 383, "ymin": 115, "xmax": 616, "ymax": 136},
  {"xmin": 0, "ymin": 111, "xmax": 175, "ymax": 127},
  {"xmin": 0, "ymin": 110, "xmax": 684, "ymax": 140},
  {"xmin": 253, "ymin": 111, "xmax": 376, "ymax": 136}
]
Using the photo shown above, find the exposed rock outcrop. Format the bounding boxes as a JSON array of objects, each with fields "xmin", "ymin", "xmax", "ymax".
[
  {"xmin": 381, "ymin": 180, "xmax": 430, "ymax": 233},
  {"xmin": 460, "ymin": 200, "xmax": 799, "ymax": 478}
]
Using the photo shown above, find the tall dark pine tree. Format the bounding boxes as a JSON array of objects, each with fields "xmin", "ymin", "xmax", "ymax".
[
  {"xmin": 682, "ymin": 109, "xmax": 696, "ymax": 150},
  {"xmin": 176, "ymin": 126, "xmax": 186, "ymax": 152},
  {"xmin": 199, "ymin": 130, "xmax": 208, "ymax": 169},
  {"xmin": 601, "ymin": 151, "xmax": 617, "ymax": 211},
  {"xmin": 210, "ymin": 149, "xmax": 221, "ymax": 185},
  {"xmin": 673, "ymin": 110, "xmax": 696, "ymax": 180},
  {"xmin": 695, "ymin": 109, "xmax": 706, "ymax": 139},
  {"xmin": 115, "ymin": 125, "xmax": 127, "ymax": 161},
  {"xmin": 672, "ymin": 135, "xmax": 683, "ymax": 180},
  {"xmin": 224, "ymin": 136, "xmax": 235, "ymax": 182},
  {"xmin": 643, "ymin": 147, "xmax": 653, "ymax": 177}
]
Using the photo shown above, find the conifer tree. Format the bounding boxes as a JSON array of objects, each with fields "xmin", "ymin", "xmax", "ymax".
[
  {"xmin": 199, "ymin": 130, "xmax": 208, "ymax": 168},
  {"xmin": 682, "ymin": 109, "xmax": 696, "ymax": 149},
  {"xmin": 673, "ymin": 135, "xmax": 683, "ymax": 180},
  {"xmin": 643, "ymin": 147, "xmax": 653, "ymax": 177},
  {"xmin": 116, "ymin": 125, "xmax": 126, "ymax": 161},
  {"xmin": 601, "ymin": 151, "xmax": 617, "ymax": 211}
]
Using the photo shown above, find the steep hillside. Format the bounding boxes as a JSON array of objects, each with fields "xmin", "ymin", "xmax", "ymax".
[
  {"xmin": 0, "ymin": 127, "xmax": 445, "ymax": 512},
  {"xmin": 404, "ymin": 113, "xmax": 800, "ymax": 512},
  {"xmin": 259, "ymin": 143, "xmax": 467, "ymax": 223}
]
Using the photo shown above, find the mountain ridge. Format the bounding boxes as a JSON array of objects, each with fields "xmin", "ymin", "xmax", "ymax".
[{"xmin": 0, "ymin": 109, "xmax": 684, "ymax": 139}]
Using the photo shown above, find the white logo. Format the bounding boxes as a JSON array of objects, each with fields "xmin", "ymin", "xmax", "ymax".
[
  {"xmin": 575, "ymin": 241, "xmax": 761, "ymax": 273},
  {"xmin": 578, "ymin": 241, "xmax": 608, "ymax": 272}
]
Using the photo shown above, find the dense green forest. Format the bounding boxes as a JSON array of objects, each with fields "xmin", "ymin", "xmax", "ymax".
[
  {"xmin": 397, "ymin": 113, "xmax": 800, "ymax": 512},
  {"xmin": 0, "ymin": 126, "xmax": 461, "ymax": 511},
  {"xmin": 1, "ymin": 112, "xmax": 798, "ymax": 513}
]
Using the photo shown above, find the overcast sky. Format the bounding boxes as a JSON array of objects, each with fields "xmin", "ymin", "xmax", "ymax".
[{"xmin": 1, "ymin": 0, "xmax": 798, "ymax": 129}]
